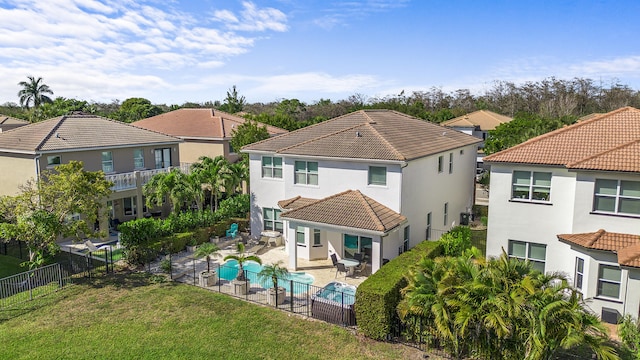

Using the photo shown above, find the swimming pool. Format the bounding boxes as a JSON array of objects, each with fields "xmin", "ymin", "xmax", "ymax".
[
  {"xmin": 217, "ymin": 260, "xmax": 314, "ymax": 294},
  {"xmin": 313, "ymin": 281, "xmax": 356, "ymax": 305}
]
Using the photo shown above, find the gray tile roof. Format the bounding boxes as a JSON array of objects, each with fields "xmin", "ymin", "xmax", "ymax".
[
  {"xmin": 243, "ymin": 110, "xmax": 481, "ymax": 161},
  {"xmin": 0, "ymin": 115, "xmax": 181, "ymax": 153}
]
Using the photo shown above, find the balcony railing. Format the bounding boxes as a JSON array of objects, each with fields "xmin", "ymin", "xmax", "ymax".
[{"xmin": 106, "ymin": 163, "xmax": 192, "ymax": 192}]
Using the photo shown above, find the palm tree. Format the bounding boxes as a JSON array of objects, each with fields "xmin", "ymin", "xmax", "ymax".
[
  {"xmin": 222, "ymin": 161, "xmax": 248, "ymax": 195},
  {"xmin": 223, "ymin": 242, "xmax": 261, "ymax": 281},
  {"xmin": 190, "ymin": 156, "xmax": 229, "ymax": 211},
  {"xmin": 194, "ymin": 242, "xmax": 220, "ymax": 274},
  {"xmin": 258, "ymin": 260, "xmax": 289, "ymax": 290},
  {"xmin": 17, "ymin": 76, "xmax": 53, "ymax": 110},
  {"xmin": 143, "ymin": 169, "xmax": 202, "ymax": 214}
]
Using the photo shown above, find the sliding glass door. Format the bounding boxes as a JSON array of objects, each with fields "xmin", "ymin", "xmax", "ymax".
[{"xmin": 343, "ymin": 234, "xmax": 373, "ymax": 261}]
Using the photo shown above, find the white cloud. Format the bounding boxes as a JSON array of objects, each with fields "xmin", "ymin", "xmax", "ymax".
[{"xmin": 213, "ymin": 1, "xmax": 288, "ymax": 32}]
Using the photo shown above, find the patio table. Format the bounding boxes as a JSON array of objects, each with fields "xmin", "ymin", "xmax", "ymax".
[{"xmin": 337, "ymin": 258, "xmax": 360, "ymax": 277}]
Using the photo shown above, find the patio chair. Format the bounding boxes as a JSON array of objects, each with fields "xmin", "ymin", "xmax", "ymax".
[
  {"xmin": 354, "ymin": 260, "xmax": 367, "ymax": 276},
  {"xmin": 226, "ymin": 223, "xmax": 238, "ymax": 238},
  {"xmin": 335, "ymin": 263, "xmax": 348, "ymax": 279},
  {"xmin": 353, "ymin": 253, "xmax": 364, "ymax": 262}
]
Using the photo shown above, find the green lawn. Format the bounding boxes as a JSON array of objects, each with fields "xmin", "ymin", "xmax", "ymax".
[
  {"xmin": 0, "ymin": 272, "xmax": 424, "ymax": 360},
  {"xmin": 0, "ymin": 254, "xmax": 25, "ymax": 279}
]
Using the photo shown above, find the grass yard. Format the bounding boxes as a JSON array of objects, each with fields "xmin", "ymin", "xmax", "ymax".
[
  {"xmin": 0, "ymin": 254, "xmax": 25, "ymax": 279},
  {"xmin": 0, "ymin": 272, "xmax": 424, "ymax": 360}
]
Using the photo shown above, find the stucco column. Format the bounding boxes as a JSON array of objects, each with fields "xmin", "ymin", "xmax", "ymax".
[
  {"xmin": 286, "ymin": 221, "xmax": 298, "ymax": 271},
  {"xmin": 135, "ymin": 171, "xmax": 144, "ymax": 219}
]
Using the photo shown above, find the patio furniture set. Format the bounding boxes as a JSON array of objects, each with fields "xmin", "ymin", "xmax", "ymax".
[{"xmin": 331, "ymin": 253, "xmax": 367, "ymax": 278}]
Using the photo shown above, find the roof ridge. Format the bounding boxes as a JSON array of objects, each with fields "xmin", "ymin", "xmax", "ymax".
[
  {"xmin": 568, "ymin": 139, "xmax": 640, "ymax": 168},
  {"xmin": 275, "ymin": 122, "xmax": 369, "ymax": 153},
  {"xmin": 279, "ymin": 195, "xmax": 301, "ymax": 209},
  {"xmin": 282, "ymin": 189, "xmax": 354, "ymax": 215},
  {"xmin": 585, "ymin": 229, "xmax": 607, "ymax": 247},
  {"xmin": 356, "ymin": 190, "xmax": 386, "ymax": 231},
  {"xmin": 365, "ymin": 123, "xmax": 407, "ymax": 160},
  {"xmin": 34, "ymin": 116, "xmax": 66, "ymax": 151}
]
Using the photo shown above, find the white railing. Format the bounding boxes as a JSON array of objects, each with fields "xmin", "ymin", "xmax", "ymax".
[{"xmin": 105, "ymin": 164, "xmax": 192, "ymax": 192}]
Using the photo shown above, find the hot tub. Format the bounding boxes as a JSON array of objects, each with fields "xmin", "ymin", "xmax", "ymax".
[{"xmin": 311, "ymin": 281, "xmax": 357, "ymax": 326}]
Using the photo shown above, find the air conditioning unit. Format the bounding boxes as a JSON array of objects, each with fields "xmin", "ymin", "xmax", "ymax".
[{"xmin": 601, "ymin": 307, "xmax": 620, "ymax": 324}]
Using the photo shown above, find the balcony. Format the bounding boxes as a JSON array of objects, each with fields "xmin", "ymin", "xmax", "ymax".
[{"xmin": 105, "ymin": 163, "xmax": 192, "ymax": 192}]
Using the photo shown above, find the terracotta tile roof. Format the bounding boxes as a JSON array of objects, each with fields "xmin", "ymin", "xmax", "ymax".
[
  {"xmin": 243, "ymin": 110, "xmax": 481, "ymax": 161},
  {"xmin": 484, "ymin": 106, "xmax": 640, "ymax": 172},
  {"xmin": 132, "ymin": 108, "xmax": 287, "ymax": 139},
  {"xmin": 441, "ymin": 110, "xmax": 512, "ymax": 130},
  {"xmin": 558, "ymin": 229, "xmax": 640, "ymax": 268},
  {"xmin": 0, "ymin": 115, "xmax": 181, "ymax": 153},
  {"xmin": 277, "ymin": 196, "xmax": 317, "ymax": 210},
  {"xmin": 0, "ymin": 115, "xmax": 28, "ymax": 125},
  {"xmin": 280, "ymin": 190, "xmax": 407, "ymax": 233}
]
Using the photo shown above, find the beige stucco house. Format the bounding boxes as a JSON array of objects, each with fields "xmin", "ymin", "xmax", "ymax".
[
  {"xmin": 131, "ymin": 108, "xmax": 288, "ymax": 164},
  {"xmin": 0, "ymin": 114, "xmax": 184, "ymax": 234}
]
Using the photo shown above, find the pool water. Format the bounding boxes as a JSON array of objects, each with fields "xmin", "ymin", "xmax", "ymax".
[
  {"xmin": 314, "ymin": 281, "xmax": 356, "ymax": 305},
  {"xmin": 217, "ymin": 260, "xmax": 314, "ymax": 294}
]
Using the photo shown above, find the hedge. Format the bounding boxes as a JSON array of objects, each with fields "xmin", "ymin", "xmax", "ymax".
[{"xmin": 355, "ymin": 240, "xmax": 442, "ymax": 340}]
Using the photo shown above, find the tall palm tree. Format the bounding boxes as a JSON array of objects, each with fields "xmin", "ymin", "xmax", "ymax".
[
  {"xmin": 143, "ymin": 169, "xmax": 202, "ymax": 214},
  {"xmin": 190, "ymin": 156, "xmax": 229, "ymax": 211},
  {"xmin": 17, "ymin": 76, "xmax": 53, "ymax": 110},
  {"xmin": 221, "ymin": 161, "xmax": 247, "ymax": 196}
]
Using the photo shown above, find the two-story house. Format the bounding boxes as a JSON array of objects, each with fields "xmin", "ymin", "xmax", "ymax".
[
  {"xmin": 484, "ymin": 106, "xmax": 640, "ymax": 322},
  {"xmin": 0, "ymin": 114, "xmax": 183, "ymax": 234},
  {"xmin": 242, "ymin": 109, "xmax": 481, "ymax": 274},
  {"xmin": 132, "ymin": 108, "xmax": 288, "ymax": 164}
]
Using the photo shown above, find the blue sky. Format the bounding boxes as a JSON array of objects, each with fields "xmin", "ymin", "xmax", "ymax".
[{"xmin": 1, "ymin": 0, "xmax": 639, "ymax": 105}]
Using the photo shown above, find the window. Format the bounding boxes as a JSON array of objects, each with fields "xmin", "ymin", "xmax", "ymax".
[
  {"xmin": 261, "ymin": 156, "xmax": 283, "ymax": 179},
  {"xmin": 508, "ymin": 240, "xmax": 546, "ymax": 273},
  {"xmin": 448, "ymin": 153, "xmax": 453, "ymax": 174},
  {"xmin": 154, "ymin": 148, "xmax": 171, "ymax": 169},
  {"xmin": 443, "ymin": 203, "xmax": 448, "ymax": 226},
  {"xmin": 343, "ymin": 234, "xmax": 372, "ymax": 260},
  {"xmin": 368, "ymin": 166, "xmax": 387, "ymax": 186},
  {"xmin": 123, "ymin": 196, "xmax": 137, "ymax": 216},
  {"xmin": 296, "ymin": 226, "xmax": 305, "ymax": 245},
  {"xmin": 597, "ymin": 265, "xmax": 621, "ymax": 299},
  {"xmin": 426, "ymin": 212, "xmax": 432, "ymax": 240},
  {"xmin": 403, "ymin": 226, "xmax": 410, "ymax": 252},
  {"xmin": 47, "ymin": 155, "xmax": 61, "ymax": 167},
  {"xmin": 512, "ymin": 171, "xmax": 551, "ymax": 201},
  {"xmin": 263, "ymin": 208, "xmax": 283, "ymax": 232},
  {"xmin": 313, "ymin": 229, "xmax": 321, "ymax": 246},
  {"xmin": 133, "ymin": 149, "xmax": 144, "ymax": 169},
  {"xmin": 594, "ymin": 179, "xmax": 640, "ymax": 216},
  {"xmin": 294, "ymin": 161, "xmax": 318, "ymax": 185},
  {"xmin": 438, "ymin": 155, "xmax": 444, "ymax": 173},
  {"xmin": 575, "ymin": 257, "xmax": 584, "ymax": 290},
  {"xmin": 101, "ymin": 151, "xmax": 114, "ymax": 173},
  {"xmin": 229, "ymin": 143, "xmax": 235, "ymax": 154}
]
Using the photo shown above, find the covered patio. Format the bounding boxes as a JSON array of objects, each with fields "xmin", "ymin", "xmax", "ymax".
[{"xmin": 278, "ymin": 190, "xmax": 407, "ymax": 276}]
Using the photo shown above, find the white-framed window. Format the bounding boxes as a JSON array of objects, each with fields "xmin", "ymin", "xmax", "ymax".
[
  {"xmin": 47, "ymin": 155, "xmax": 61, "ymax": 167},
  {"xmin": 123, "ymin": 196, "xmax": 137, "ymax": 216},
  {"xmin": 403, "ymin": 226, "xmax": 410, "ymax": 252},
  {"xmin": 508, "ymin": 240, "xmax": 546, "ymax": 273},
  {"xmin": 133, "ymin": 149, "xmax": 144, "ymax": 169},
  {"xmin": 438, "ymin": 155, "xmax": 444, "ymax": 173},
  {"xmin": 101, "ymin": 151, "xmax": 114, "ymax": 173},
  {"xmin": 448, "ymin": 153, "xmax": 453, "ymax": 174},
  {"xmin": 294, "ymin": 161, "xmax": 318, "ymax": 185},
  {"xmin": 154, "ymin": 148, "xmax": 171, "ymax": 169},
  {"xmin": 443, "ymin": 203, "xmax": 448, "ymax": 226},
  {"xmin": 512, "ymin": 171, "xmax": 551, "ymax": 202},
  {"xmin": 263, "ymin": 208, "xmax": 283, "ymax": 232},
  {"xmin": 594, "ymin": 179, "xmax": 640, "ymax": 216},
  {"xmin": 261, "ymin": 156, "xmax": 282, "ymax": 179},
  {"xmin": 296, "ymin": 226, "xmax": 305, "ymax": 245},
  {"xmin": 368, "ymin": 166, "xmax": 387, "ymax": 186},
  {"xmin": 426, "ymin": 212, "xmax": 432, "ymax": 240},
  {"xmin": 313, "ymin": 229, "xmax": 321, "ymax": 246},
  {"xmin": 575, "ymin": 257, "xmax": 584, "ymax": 290},
  {"xmin": 597, "ymin": 264, "xmax": 621, "ymax": 299}
]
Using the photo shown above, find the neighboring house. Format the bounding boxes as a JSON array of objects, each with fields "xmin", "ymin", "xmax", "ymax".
[
  {"xmin": 0, "ymin": 115, "xmax": 29, "ymax": 132},
  {"xmin": 131, "ymin": 108, "xmax": 288, "ymax": 164},
  {"xmin": 441, "ymin": 110, "xmax": 512, "ymax": 168},
  {"xmin": 484, "ymin": 106, "xmax": 640, "ymax": 323},
  {"xmin": 242, "ymin": 109, "xmax": 481, "ymax": 274},
  {"xmin": 0, "ymin": 114, "xmax": 183, "ymax": 234}
]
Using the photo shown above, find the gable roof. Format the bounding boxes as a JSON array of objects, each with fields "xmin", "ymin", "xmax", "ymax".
[
  {"xmin": 0, "ymin": 114, "xmax": 181, "ymax": 154},
  {"xmin": 243, "ymin": 110, "xmax": 481, "ymax": 162},
  {"xmin": 558, "ymin": 229, "xmax": 640, "ymax": 268},
  {"xmin": 441, "ymin": 110, "xmax": 512, "ymax": 130},
  {"xmin": 484, "ymin": 106, "xmax": 640, "ymax": 172},
  {"xmin": 0, "ymin": 115, "xmax": 28, "ymax": 125},
  {"xmin": 280, "ymin": 190, "xmax": 406, "ymax": 233},
  {"xmin": 131, "ymin": 108, "xmax": 287, "ymax": 140}
]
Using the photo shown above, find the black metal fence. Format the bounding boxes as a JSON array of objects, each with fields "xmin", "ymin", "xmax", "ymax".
[{"xmin": 0, "ymin": 263, "xmax": 71, "ymax": 309}]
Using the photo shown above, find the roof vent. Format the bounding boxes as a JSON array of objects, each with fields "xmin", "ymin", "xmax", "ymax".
[
  {"xmin": 355, "ymin": 131, "xmax": 361, "ymax": 137},
  {"xmin": 56, "ymin": 132, "xmax": 60, "ymax": 138},
  {"xmin": 442, "ymin": 131, "xmax": 447, "ymax": 136}
]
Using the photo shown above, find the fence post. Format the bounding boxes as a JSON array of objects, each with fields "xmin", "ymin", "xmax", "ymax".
[
  {"xmin": 104, "ymin": 250, "xmax": 109, "ymax": 274},
  {"xmin": 192, "ymin": 256, "xmax": 196, "ymax": 286},
  {"xmin": 58, "ymin": 264, "xmax": 64, "ymax": 288},
  {"xmin": 244, "ymin": 270, "xmax": 248, "ymax": 301},
  {"xmin": 289, "ymin": 280, "xmax": 294, "ymax": 312},
  {"xmin": 86, "ymin": 253, "xmax": 91, "ymax": 279},
  {"xmin": 169, "ymin": 253, "xmax": 173, "ymax": 280},
  {"xmin": 27, "ymin": 269, "xmax": 33, "ymax": 301}
]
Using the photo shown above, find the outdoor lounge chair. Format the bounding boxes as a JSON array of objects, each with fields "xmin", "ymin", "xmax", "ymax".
[{"xmin": 226, "ymin": 223, "xmax": 238, "ymax": 238}]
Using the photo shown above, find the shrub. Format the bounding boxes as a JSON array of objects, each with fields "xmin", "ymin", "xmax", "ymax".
[
  {"xmin": 440, "ymin": 226, "xmax": 472, "ymax": 257},
  {"xmin": 217, "ymin": 194, "xmax": 250, "ymax": 219},
  {"xmin": 355, "ymin": 240, "xmax": 441, "ymax": 340},
  {"xmin": 160, "ymin": 259, "xmax": 172, "ymax": 273}
]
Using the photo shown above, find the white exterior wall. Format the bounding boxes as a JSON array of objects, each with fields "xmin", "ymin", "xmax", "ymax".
[{"xmin": 400, "ymin": 144, "xmax": 477, "ymax": 247}]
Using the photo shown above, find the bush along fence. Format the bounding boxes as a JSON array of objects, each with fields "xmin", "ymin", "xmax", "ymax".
[
  {"xmin": 0, "ymin": 263, "xmax": 71, "ymax": 309},
  {"xmin": 148, "ymin": 249, "xmax": 357, "ymax": 328}
]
